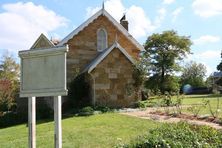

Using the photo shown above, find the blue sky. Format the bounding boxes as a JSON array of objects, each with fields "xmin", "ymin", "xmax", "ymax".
[{"xmin": 0, "ymin": 0, "xmax": 222, "ymax": 76}]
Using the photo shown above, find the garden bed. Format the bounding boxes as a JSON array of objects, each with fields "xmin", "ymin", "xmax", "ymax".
[
  {"xmin": 122, "ymin": 107, "xmax": 222, "ymax": 130},
  {"xmin": 150, "ymin": 110, "xmax": 222, "ymax": 125}
]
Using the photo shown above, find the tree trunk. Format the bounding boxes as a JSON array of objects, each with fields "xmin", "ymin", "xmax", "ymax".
[{"xmin": 160, "ymin": 66, "xmax": 165, "ymax": 94}]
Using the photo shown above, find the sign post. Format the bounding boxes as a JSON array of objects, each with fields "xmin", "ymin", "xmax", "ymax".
[
  {"xmin": 54, "ymin": 96, "xmax": 62, "ymax": 148},
  {"xmin": 28, "ymin": 97, "xmax": 36, "ymax": 148},
  {"xmin": 19, "ymin": 45, "xmax": 68, "ymax": 148}
]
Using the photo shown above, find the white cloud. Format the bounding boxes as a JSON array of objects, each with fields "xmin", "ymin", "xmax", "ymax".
[
  {"xmin": 86, "ymin": 0, "xmax": 164, "ymax": 39},
  {"xmin": 205, "ymin": 65, "xmax": 214, "ymax": 76},
  {"xmin": 192, "ymin": 0, "xmax": 222, "ymax": 18},
  {"xmin": 197, "ymin": 50, "xmax": 220, "ymax": 76},
  {"xmin": 172, "ymin": 7, "xmax": 184, "ymax": 22},
  {"xmin": 127, "ymin": 6, "xmax": 157, "ymax": 38},
  {"xmin": 193, "ymin": 35, "xmax": 221, "ymax": 45},
  {"xmin": 87, "ymin": 0, "xmax": 125, "ymax": 20},
  {"xmin": 163, "ymin": 0, "xmax": 175, "ymax": 5},
  {"xmin": 201, "ymin": 62, "xmax": 213, "ymax": 76},
  {"xmin": 186, "ymin": 50, "xmax": 221, "ymax": 76},
  {"xmin": 154, "ymin": 8, "xmax": 166, "ymax": 27},
  {"xmin": 198, "ymin": 50, "xmax": 221, "ymax": 59},
  {"xmin": 0, "ymin": 2, "xmax": 68, "ymax": 53}
]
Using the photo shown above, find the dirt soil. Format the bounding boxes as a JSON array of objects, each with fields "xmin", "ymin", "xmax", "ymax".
[{"xmin": 121, "ymin": 107, "xmax": 222, "ymax": 130}]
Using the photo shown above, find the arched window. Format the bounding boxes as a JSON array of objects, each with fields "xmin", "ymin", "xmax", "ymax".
[{"xmin": 97, "ymin": 28, "xmax": 107, "ymax": 51}]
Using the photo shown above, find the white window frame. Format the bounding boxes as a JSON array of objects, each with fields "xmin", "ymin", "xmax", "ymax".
[{"xmin": 97, "ymin": 28, "xmax": 108, "ymax": 52}]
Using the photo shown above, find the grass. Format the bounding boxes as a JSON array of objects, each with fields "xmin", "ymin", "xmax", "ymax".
[
  {"xmin": 146, "ymin": 94, "xmax": 222, "ymax": 117},
  {"xmin": 182, "ymin": 95, "xmax": 222, "ymax": 117},
  {"xmin": 0, "ymin": 113, "xmax": 160, "ymax": 148}
]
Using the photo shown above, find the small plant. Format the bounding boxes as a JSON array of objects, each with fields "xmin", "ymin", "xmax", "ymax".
[
  {"xmin": 78, "ymin": 106, "xmax": 94, "ymax": 116},
  {"xmin": 162, "ymin": 94, "xmax": 172, "ymax": 107},
  {"xmin": 136, "ymin": 99, "xmax": 163, "ymax": 108},
  {"xmin": 94, "ymin": 106, "xmax": 111, "ymax": 113},
  {"xmin": 162, "ymin": 92, "xmax": 173, "ymax": 114},
  {"xmin": 115, "ymin": 138, "xmax": 128, "ymax": 148},
  {"xmin": 205, "ymin": 97, "xmax": 221, "ymax": 119},
  {"xmin": 187, "ymin": 105, "xmax": 203, "ymax": 117},
  {"xmin": 172, "ymin": 95, "xmax": 184, "ymax": 115},
  {"xmin": 137, "ymin": 100, "xmax": 148, "ymax": 108},
  {"xmin": 187, "ymin": 99, "xmax": 207, "ymax": 117}
]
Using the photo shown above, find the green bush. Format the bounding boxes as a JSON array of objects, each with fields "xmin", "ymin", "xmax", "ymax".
[
  {"xmin": 78, "ymin": 106, "xmax": 94, "ymax": 116},
  {"xmin": 136, "ymin": 101, "xmax": 148, "ymax": 108},
  {"xmin": 121, "ymin": 122, "xmax": 222, "ymax": 148},
  {"xmin": 94, "ymin": 106, "xmax": 111, "ymax": 113},
  {"xmin": 136, "ymin": 99, "xmax": 163, "ymax": 108}
]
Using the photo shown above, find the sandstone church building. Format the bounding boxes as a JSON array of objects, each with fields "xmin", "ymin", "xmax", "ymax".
[{"xmin": 30, "ymin": 6, "xmax": 144, "ymax": 108}]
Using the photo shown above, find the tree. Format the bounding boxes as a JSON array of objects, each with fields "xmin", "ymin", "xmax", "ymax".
[
  {"xmin": 215, "ymin": 51, "xmax": 222, "ymax": 86},
  {"xmin": 145, "ymin": 74, "xmax": 180, "ymax": 95},
  {"xmin": 132, "ymin": 63, "xmax": 146, "ymax": 99},
  {"xmin": 217, "ymin": 51, "xmax": 222, "ymax": 71},
  {"xmin": 181, "ymin": 61, "xmax": 207, "ymax": 87},
  {"xmin": 0, "ymin": 54, "xmax": 19, "ymax": 112},
  {"xmin": 143, "ymin": 30, "xmax": 192, "ymax": 94}
]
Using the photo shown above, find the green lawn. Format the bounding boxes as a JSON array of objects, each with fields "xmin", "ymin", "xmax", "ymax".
[
  {"xmin": 0, "ymin": 113, "xmax": 160, "ymax": 148},
  {"xmin": 182, "ymin": 95, "xmax": 222, "ymax": 117},
  {"xmin": 147, "ymin": 94, "xmax": 222, "ymax": 117}
]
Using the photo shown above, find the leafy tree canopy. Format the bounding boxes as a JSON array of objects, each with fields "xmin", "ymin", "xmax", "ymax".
[
  {"xmin": 217, "ymin": 51, "xmax": 222, "ymax": 71},
  {"xmin": 181, "ymin": 61, "xmax": 207, "ymax": 87},
  {"xmin": 0, "ymin": 54, "xmax": 19, "ymax": 112},
  {"xmin": 0, "ymin": 54, "xmax": 19, "ymax": 81},
  {"xmin": 143, "ymin": 30, "xmax": 192, "ymax": 94}
]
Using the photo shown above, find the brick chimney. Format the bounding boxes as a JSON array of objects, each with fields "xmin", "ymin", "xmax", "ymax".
[{"xmin": 120, "ymin": 14, "xmax": 128, "ymax": 31}]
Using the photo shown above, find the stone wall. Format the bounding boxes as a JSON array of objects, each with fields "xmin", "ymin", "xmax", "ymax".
[
  {"xmin": 66, "ymin": 15, "xmax": 140, "ymax": 82},
  {"xmin": 91, "ymin": 48, "xmax": 138, "ymax": 108}
]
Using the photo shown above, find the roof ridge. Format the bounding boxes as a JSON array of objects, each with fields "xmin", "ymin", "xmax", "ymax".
[
  {"xmin": 57, "ymin": 8, "xmax": 144, "ymax": 51},
  {"xmin": 30, "ymin": 33, "xmax": 55, "ymax": 50},
  {"xmin": 82, "ymin": 42, "xmax": 135, "ymax": 73}
]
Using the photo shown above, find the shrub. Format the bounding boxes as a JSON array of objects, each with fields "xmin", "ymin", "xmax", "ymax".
[
  {"xmin": 78, "ymin": 106, "xmax": 94, "ymax": 116},
  {"xmin": 187, "ymin": 99, "xmax": 208, "ymax": 117},
  {"xmin": 161, "ymin": 93, "xmax": 173, "ymax": 114},
  {"xmin": 205, "ymin": 98, "xmax": 221, "ymax": 119},
  {"xmin": 187, "ymin": 104, "xmax": 204, "ymax": 117},
  {"xmin": 121, "ymin": 122, "xmax": 222, "ymax": 148},
  {"xmin": 94, "ymin": 106, "xmax": 111, "ymax": 113},
  {"xmin": 136, "ymin": 101, "xmax": 148, "ymax": 108},
  {"xmin": 162, "ymin": 93, "xmax": 173, "ymax": 107},
  {"xmin": 172, "ymin": 95, "xmax": 184, "ymax": 115}
]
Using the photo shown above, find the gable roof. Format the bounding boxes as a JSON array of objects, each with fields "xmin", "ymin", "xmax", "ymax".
[
  {"xmin": 57, "ymin": 8, "xmax": 144, "ymax": 51},
  {"xmin": 30, "ymin": 33, "xmax": 55, "ymax": 49},
  {"xmin": 82, "ymin": 41, "xmax": 135, "ymax": 73}
]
